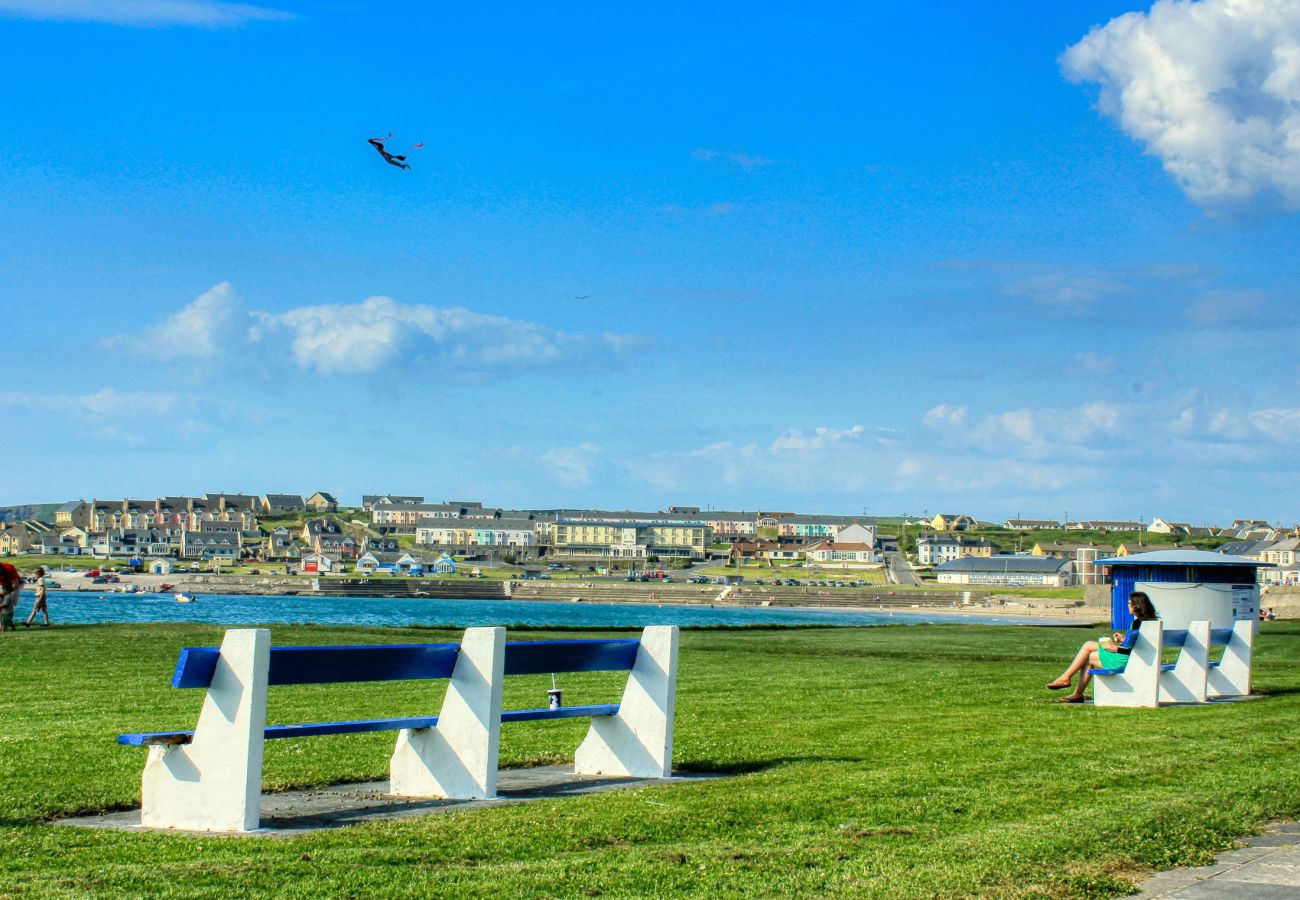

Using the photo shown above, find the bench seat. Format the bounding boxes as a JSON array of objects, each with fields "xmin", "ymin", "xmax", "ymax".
[{"xmin": 119, "ymin": 704, "xmax": 622, "ymax": 747}]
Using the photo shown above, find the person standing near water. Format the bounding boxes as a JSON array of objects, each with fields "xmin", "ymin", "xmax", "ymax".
[
  {"xmin": 0, "ymin": 562, "xmax": 19, "ymax": 632},
  {"xmin": 23, "ymin": 566, "xmax": 50, "ymax": 627}
]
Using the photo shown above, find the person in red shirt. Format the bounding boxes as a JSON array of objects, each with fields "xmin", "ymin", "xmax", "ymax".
[{"xmin": 0, "ymin": 562, "xmax": 20, "ymax": 632}]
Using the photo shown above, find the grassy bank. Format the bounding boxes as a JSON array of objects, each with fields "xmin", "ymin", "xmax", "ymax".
[{"xmin": 1, "ymin": 623, "xmax": 1298, "ymax": 897}]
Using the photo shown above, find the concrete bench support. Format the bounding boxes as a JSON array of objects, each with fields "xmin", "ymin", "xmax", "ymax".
[
  {"xmin": 1208, "ymin": 620, "xmax": 1254, "ymax": 699},
  {"xmin": 1159, "ymin": 620, "xmax": 1210, "ymax": 705},
  {"xmin": 140, "ymin": 628, "xmax": 270, "ymax": 832},
  {"xmin": 1093, "ymin": 620, "xmax": 1162, "ymax": 708},
  {"xmin": 575, "ymin": 625, "xmax": 678, "ymax": 777},
  {"xmin": 390, "ymin": 626, "xmax": 505, "ymax": 799}
]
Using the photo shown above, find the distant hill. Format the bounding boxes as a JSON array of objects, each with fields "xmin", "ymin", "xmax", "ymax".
[{"xmin": 0, "ymin": 503, "xmax": 63, "ymax": 524}]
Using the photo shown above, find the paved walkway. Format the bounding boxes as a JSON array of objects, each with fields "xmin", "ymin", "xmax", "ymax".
[
  {"xmin": 1129, "ymin": 821, "xmax": 1300, "ymax": 898},
  {"xmin": 59, "ymin": 766, "xmax": 720, "ymax": 837}
]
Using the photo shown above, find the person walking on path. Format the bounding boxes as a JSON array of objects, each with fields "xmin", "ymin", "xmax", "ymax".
[
  {"xmin": 23, "ymin": 566, "xmax": 50, "ymax": 627},
  {"xmin": 0, "ymin": 561, "xmax": 20, "ymax": 632}
]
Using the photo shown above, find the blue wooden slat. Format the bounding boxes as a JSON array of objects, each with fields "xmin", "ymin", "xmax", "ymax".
[
  {"xmin": 171, "ymin": 643, "xmax": 463, "ymax": 689},
  {"xmin": 1088, "ymin": 667, "xmax": 1124, "ymax": 676},
  {"xmin": 171, "ymin": 648, "xmax": 220, "ymax": 688},
  {"xmin": 1162, "ymin": 630, "xmax": 1188, "ymax": 648},
  {"xmin": 119, "ymin": 705, "xmax": 620, "ymax": 746},
  {"xmin": 501, "ymin": 704, "xmax": 618, "ymax": 723},
  {"xmin": 503, "ymin": 639, "xmax": 639, "ymax": 675},
  {"xmin": 268, "ymin": 644, "xmax": 460, "ymax": 686},
  {"xmin": 264, "ymin": 715, "xmax": 439, "ymax": 739},
  {"xmin": 1210, "ymin": 628, "xmax": 1234, "ymax": 644},
  {"xmin": 118, "ymin": 731, "xmax": 190, "ymax": 746}
]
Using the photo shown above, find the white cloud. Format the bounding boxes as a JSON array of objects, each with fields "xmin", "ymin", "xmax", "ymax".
[
  {"xmin": 923, "ymin": 400, "xmax": 1124, "ymax": 459},
  {"xmin": 1186, "ymin": 288, "xmax": 1287, "ymax": 326},
  {"xmin": 539, "ymin": 444, "xmax": 602, "ymax": 488},
  {"xmin": 0, "ymin": 387, "xmax": 177, "ymax": 416},
  {"xmin": 691, "ymin": 148, "xmax": 774, "ymax": 169},
  {"xmin": 109, "ymin": 284, "xmax": 640, "ymax": 378},
  {"xmin": 0, "ymin": 0, "xmax": 292, "ymax": 27},
  {"xmin": 770, "ymin": 425, "xmax": 865, "ymax": 451},
  {"xmin": 1062, "ymin": 0, "xmax": 1300, "ymax": 208},
  {"xmin": 1075, "ymin": 351, "xmax": 1118, "ymax": 375},
  {"xmin": 115, "ymin": 281, "xmax": 247, "ymax": 360},
  {"xmin": 1001, "ymin": 271, "xmax": 1132, "ymax": 309}
]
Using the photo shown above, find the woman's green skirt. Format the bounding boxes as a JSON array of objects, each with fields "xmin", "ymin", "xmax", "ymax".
[{"xmin": 1097, "ymin": 645, "xmax": 1128, "ymax": 670}]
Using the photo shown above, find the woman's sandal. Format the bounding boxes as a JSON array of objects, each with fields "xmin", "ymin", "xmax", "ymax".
[
  {"xmin": 1045, "ymin": 680, "xmax": 1071, "ymax": 690},
  {"xmin": 1054, "ymin": 696, "xmax": 1085, "ymax": 703}
]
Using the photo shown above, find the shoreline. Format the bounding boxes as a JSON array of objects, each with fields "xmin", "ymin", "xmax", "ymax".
[{"xmin": 44, "ymin": 571, "xmax": 1104, "ymax": 625}]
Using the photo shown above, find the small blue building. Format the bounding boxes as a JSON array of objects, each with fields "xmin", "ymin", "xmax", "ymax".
[{"xmin": 1097, "ymin": 549, "xmax": 1265, "ymax": 629}]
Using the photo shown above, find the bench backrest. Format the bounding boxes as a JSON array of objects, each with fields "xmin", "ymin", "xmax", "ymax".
[
  {"xmin": 1152, "ymin": 627, "xmax": 1238, "ymax": 650},
  {"xmin": 171, "ymin": 638, "xmax": 641, "ymax": 689}
]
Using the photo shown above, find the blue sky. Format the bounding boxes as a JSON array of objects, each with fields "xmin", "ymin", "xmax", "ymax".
[{"xmin": 2, "ymin": 0, "xmax": 1298, "ymax": 522}]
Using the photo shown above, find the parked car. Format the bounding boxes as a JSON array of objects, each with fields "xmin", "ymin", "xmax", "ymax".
[{"xmin": 85, "ymin": 569, "xmax": 101, "ymax": 577}]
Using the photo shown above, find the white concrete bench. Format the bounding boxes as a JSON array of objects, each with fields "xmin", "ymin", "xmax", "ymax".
[
  {"xmin": 1091, "ymin": 619, "xmax": 1254, "ymax": 708},
  {"xmin": 118, "ymin": 625, "xmax": 678, "ymax": 832}
]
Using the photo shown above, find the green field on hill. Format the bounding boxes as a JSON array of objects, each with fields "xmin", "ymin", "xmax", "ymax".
[{"xmin": 1, "ymin": 622, "xmax": 1298, "ymax": 897}]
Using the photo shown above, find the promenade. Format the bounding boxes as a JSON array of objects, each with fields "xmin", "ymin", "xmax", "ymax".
[{"xmin": 1130, "ymin": 821, "xmax": 1300, "ymax": 899}]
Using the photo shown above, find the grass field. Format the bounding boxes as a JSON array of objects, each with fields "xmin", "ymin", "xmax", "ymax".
[{"xmin": 2, "ymin": 622, "xmax": 1298, "ymax": 897}]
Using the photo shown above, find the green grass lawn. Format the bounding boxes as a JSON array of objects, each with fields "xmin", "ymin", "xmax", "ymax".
[{"xmin": 2, "ymin": 622, "xmax": 1299, "ymax": 897}]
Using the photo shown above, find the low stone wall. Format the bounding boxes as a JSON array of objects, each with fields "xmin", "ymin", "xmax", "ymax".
[
  {"xmin": 1261, "ymin": 585, "xmax": 1300, "ymax": 619},
  {"xmin": 507, "ymin": 582, "xmax": 1089, "ymax": 613}
]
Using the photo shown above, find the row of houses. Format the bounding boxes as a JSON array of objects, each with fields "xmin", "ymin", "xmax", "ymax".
[
  {"xmin": 1000, "ymin": 517, "xmax": 1283, "ymax": 537},
  {"xmin": 726, "ymin": 524, "xmax": 881, "ymax": 564},
  {"xmin": 366, "ymin": 501, "xmax": 884, "ymax": 560},
  {"xmin": 1218, "ymin": 536, "xmax": 1300, "ymax": 585}
]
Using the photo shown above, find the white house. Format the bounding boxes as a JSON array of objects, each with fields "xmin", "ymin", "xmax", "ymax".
[
  {"xmin": 935, "ymin": 556, "xmax": 1073, "ymax": 587},
  {"xmin": 804, "ymin": 540, "xmax": 880, "ymax": 567}
]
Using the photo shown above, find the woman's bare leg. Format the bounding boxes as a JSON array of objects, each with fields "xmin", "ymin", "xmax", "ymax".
[
  {"xmin": 1064, "ymin": 650, "xmax": 1104, "ymax": 700},
  {"xmin": 1049, "ymin": 641, "xmax": 1099, "ymax": 686}
]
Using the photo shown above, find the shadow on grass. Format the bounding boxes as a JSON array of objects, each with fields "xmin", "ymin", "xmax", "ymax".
[{"xmin": 680, "ymin": 755, "xmax": 860, "ymax": 775}]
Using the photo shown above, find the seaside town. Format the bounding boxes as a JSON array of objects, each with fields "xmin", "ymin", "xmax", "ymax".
[{"xmin": 2, "ymin": 493, "xmax": 1296, "ymax": 594}]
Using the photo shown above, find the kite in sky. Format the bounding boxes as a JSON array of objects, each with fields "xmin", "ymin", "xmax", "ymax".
[{"xmin": 368, "ymin": 134, "xmax": 423, "ymax": 170}]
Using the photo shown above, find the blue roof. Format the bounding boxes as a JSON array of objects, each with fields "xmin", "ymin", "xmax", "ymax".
[{"xmin": 1096, "ymin": 549, "xmax": 1266, "ymax": 568}]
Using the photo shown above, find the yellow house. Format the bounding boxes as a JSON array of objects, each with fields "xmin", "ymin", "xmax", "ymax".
[
  {"xmin": 930, "ymin": 513, "xmax": 975, "ymax": 532},
  {"xmin": 0, "ymin": 525, "xmax": 32, "ymax": 555},
  {"xmin": 550, "ymin": 520, "xmax": 710, "ymax": 559}
]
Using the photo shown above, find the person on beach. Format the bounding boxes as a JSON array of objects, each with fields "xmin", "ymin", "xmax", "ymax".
[
  {"xmin": 23, "ymin": 566, "xmax": 50, "ymax": 627},
  {"xmin": 1045, "ymin": 591, "xmax": 1158, "ymax": 703},
  {"xmin": 0, "ymin": 562, "xmax": 20, "ymax": 632}
]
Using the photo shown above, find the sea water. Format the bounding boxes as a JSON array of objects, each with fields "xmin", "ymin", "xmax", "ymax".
[{"xmin": 30, "ymin": 590, "xmax": 1060, "ymax": 628}]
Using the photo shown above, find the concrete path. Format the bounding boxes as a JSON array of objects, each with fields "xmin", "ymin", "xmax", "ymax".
[
  {"xmin": 1128, "ymin": 821, "xmax": 1300, "ymax": 899},
  {"xmin": 58, "ymin": 766, "xmax": 721, "ymax": 837}
]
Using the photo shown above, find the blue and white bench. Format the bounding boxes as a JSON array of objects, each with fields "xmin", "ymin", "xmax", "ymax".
[
  {"xmin": 1090, "ymin": 619, "xmax": 1254, "ymax": 708},
  {"xmin": 119, "ymin": 625, "xmax": 678, "ymax": 832}
]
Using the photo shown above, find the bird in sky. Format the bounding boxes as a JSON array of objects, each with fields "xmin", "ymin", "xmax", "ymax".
[{"xmin": 574, "ymin": 295, "xmax": 591, "ymax": 300}]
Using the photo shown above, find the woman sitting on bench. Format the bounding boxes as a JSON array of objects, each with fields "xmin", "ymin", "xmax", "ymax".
[{"xmin": 1046, "ymin": 591, "xmax": 1158, "ymax": 703}]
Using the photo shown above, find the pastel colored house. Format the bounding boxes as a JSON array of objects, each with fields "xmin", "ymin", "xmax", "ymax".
[
  {"xmin": 260, "ymin": 494, "xmax": 306, "ymax": 515},
  {"xmin": 804, "ymin": 540, "xmax": 880, "ymax": 567},
  {"xmin": 929, "ymin": 513, "xmax": 976, "ymax": 532},
  {"xmin": 305, "ymin": 492, "xmax": 339, "ymax": 512}
]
